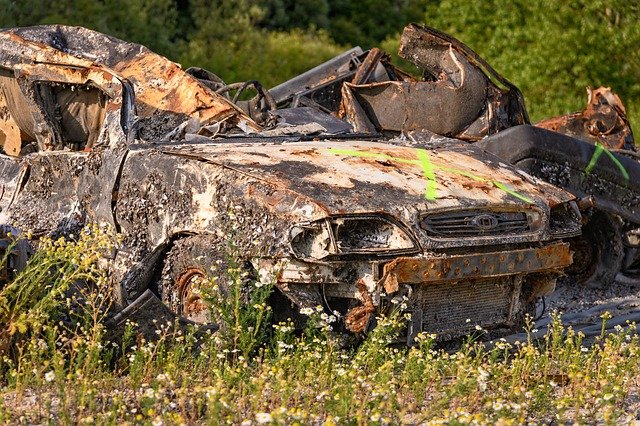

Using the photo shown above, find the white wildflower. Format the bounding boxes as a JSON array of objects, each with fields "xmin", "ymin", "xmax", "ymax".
[{"xmin": 255, "ymin": 412, "xmax": 272, "ymax": 424}]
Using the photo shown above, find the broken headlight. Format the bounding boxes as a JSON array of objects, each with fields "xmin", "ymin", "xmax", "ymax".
[
  {"xmin": 549, "ymin": 201, "xmax": 582, "ymax": 238},
  {"xmin": 290, "ymin": 215, "xmax": 418, "ymax": 260}
]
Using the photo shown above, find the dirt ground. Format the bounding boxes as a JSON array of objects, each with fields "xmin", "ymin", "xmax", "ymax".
[{"xmin": 500, "ymin": 274, "xmax": 640, "ymax": 343}]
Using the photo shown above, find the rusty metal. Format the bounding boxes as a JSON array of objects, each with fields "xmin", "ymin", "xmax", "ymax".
[
  {"xmin": 344, "ymin": 279, "xmax": 375, "ymax": 334},
  {"xmin": 0, "ymin": 58, "xmax": 129, "ymax": 152},
  {"xmin": 536, "ymin": 87, "xmax": 635, "ymax": 150},
  {"xmin": 0, "ymin": 24, "xmax": 586, "ymax": 343},
  {"xmin": 0, "ymin": 25, "xmax": 259, "ymax": 148},
  {"xmin": 411, "ymin": 276, "xmax": 521, "ymax": 337},
  {"xmin": 381, "ymin": 242, "xmax": 571, "ymax": 288},
  {"xmin": 176, "ymin": 267, "xmax": 208, "ymax": 324},
  {"xmin": 351, "ymin": 48, "xmax": 387, "ymax": 86},
  {"xmin": 340, "ymin": 24, "xmax": 529, "ymax": 139}
]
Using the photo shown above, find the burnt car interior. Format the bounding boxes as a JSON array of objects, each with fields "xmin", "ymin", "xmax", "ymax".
[
  {"xmin": 0, "ymin": 68, "xmax": 108, "ymax": 154},
  {"xmin": 35, "ymin": 82, "xmax": 107, "ymax": 151}
]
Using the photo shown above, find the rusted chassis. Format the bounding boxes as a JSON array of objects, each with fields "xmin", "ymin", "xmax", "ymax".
[
  {"xmin": 0, "ymin": 24, "xmax": 581, "ymax": 343},
  {"xmin": 0, "ymin": 137, "xmax": 576, "ymax": 342}
]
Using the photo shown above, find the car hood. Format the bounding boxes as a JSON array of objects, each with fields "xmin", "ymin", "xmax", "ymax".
[{"xmin": 157, "ymin": 138, "xmax": 572, "ymax": 221}]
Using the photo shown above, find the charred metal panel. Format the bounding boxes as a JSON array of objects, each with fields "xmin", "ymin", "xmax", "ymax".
[
  {"xmin": 0, "ymin": 26, "xmax": 259, "ymax": 141},
  {"xmin": 536, "ymin": 87, "xmax": 635, "ymax": 150},
  {"xmin": 76, "ymin": 148, "xmax": 126, "ymax": 230},
  {"xmin": 5, "ymin": 152, "xmax": 87, "ymax": 236},
  {"xmin": 478, "ymin": 125, "xmax": 640, "ymax": 224},
  {"xmin": 158, "ymin": 138, "xmax": 574, "ymax": 250},
  {"xmin": 342, "ymin": 79, "xmax": 487, "ymax": 135},
  {"xmin": 0, "ymin": 155, "xmax": 26, "ymax": 214},
  {"xmin": 397, "ymin": 24, "xmax": 529, "ymax": 138},
  {"xmin": 341, "ymin": 24, "xmax": 528, "ymax": 139},
  {"xmin": 115, "ymin": 147, "xmax": 320, "ymax": 259},
  {"xmin": 114, "ymin": 150, "xmax": 207, "ymax": 256},
  {"xmin": 2, "ymin": 149, "xmax": 124, "ymax": 237}
]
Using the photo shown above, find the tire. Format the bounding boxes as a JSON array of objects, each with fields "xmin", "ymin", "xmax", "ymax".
[
  {"xmin": 157, "ymin": 235, "xmax": 255, "ymax": 325},
  {"xmin": 564, "ymin": 211, "xmax": 623, "ymax": 287},
  {"xmin": 619, "ymin": 226, "xmax": 640, "ymax": 280}
]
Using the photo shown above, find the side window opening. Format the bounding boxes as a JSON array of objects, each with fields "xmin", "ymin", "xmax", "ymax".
[
  {"xmin": 35, "ymin": 82, "xmax": 107, "ymax": 151},
  {"xmin": 0, "ymin": 68, "xmax": 108, "ymax": 156}
]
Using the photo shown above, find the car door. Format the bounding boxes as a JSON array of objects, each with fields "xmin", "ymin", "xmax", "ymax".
[{"xmin": 0, "ymin": 62, "xmax": 132, "ymax": 235}]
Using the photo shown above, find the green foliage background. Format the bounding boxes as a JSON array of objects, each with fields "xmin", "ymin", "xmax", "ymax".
[{"xmin": 0, "ymin": 0, "xmax": 638, "ymax": 129}]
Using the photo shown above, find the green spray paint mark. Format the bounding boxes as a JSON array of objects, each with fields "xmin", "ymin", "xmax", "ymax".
[
  {"xmin": 415, "ymin": 148, "xmax": 437, "ymax": 200},
  {"xmin": 327, "ymin": 147, "xmax": 534, "ymax": 204},
  {"xmin": 492, "ymin": 182, "xmax": 533, "ymax": 204},
  {"xmin": 585, "ymin": 142, "xmax": 629, "ymax": 181},
  {"xmin": 603, "ymin": 147, "xmax": 630, "ymax": 180}
]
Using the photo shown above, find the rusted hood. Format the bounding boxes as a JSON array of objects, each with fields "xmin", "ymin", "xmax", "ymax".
[
  {"xmin": 159, "ymin": 138, "xmax": 572, "ymax": 219},
  {"xmin": 0, "ymin": 25, "xmax": 259, "ymax": 140}
]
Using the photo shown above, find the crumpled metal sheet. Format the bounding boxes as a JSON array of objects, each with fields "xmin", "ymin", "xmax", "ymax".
[
  {"xmin": 340, "ymin": 24, "xmax": 529, "ymax": 140},
  {"xmin": 0, "ymin": 50, "xmax": 131, "ymax": 152},
  {"xmin": 536, "ymin": 86, "xmax": 635, "ymax": 150},
  {"xmin": 0, "ymin": 25, "xmax": 259, "ymax": 142}
]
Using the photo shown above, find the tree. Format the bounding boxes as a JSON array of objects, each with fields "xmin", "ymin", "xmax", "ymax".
[
  {"xmin": 259, "ymin": 0, "xmax": 330, "ymax": 31},
  {"xmin": 181, "ymin": 0, "xmax": 344, "ymax": 88},
  {"xmin": 0, "ymin": 0, "xmax": 179, "ymax": 58},
  {"xmin": 257, "ymin": 0, "xmax": 427, "ymax": 48},
  {"xmin": 327, "ymin": 0, "xmax": 427, "ymax": 48}
]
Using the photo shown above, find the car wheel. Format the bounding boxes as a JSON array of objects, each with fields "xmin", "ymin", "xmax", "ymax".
[
  {"xmin": 564, "ymin": 211, "xmax": 623, "ymax": 287},
  {"xmin": 157, "ymin": 235, "xmax": 254, "ymax": 325}
]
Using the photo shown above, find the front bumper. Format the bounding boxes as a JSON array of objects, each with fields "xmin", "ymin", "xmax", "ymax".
[
  {"xmin": 272, "ymin": 242, "xmax": 572, "ymax": 340},
  {"xmin": 277, "ymin": 242, "xmax": 572, "ymax": 289},
  {"xmin": 379, "ymin": 242, "xmax": 572, "ymax": 292}
]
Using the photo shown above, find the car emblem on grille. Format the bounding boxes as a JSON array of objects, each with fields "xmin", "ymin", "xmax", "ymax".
[{"xmin": 471, "ymin": 214, "xmax": 499, "ymax": 230}]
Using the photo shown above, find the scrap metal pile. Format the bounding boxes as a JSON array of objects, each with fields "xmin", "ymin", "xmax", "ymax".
[{"xmin": 0, "ymin": 23, "xmax": 635, "ymax": 344}]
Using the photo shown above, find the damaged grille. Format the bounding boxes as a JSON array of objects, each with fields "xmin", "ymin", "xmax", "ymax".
[
  {"xmin": 411, "ymin": 277, "xmax": 517, "ymax": 336},
  {"xmin": 421, "ymin": 210, "xmax": 530, "ymax": 237}
]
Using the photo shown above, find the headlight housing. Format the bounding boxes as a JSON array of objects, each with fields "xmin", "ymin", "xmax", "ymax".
[
  {"xmin": 289, "ymin": 215, "xmax": 418, "ymax": 260},
  {"xmin": 549, "ymin": 201, "xmax": 582, "ymax": 238}
]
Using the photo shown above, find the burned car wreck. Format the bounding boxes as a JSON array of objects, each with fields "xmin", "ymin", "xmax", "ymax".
[
  {"xmin": 0, "ymin": 24, "xmax": 584, "ymax": 343},
  {"xmin": 270, "ymin": 22, "xmax": 639, "ymax": 289}
]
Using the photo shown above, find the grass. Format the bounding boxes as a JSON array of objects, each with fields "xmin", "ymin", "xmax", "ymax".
[{"xmin": 0, "ymin": 227, "xmax": 639, "ymax": 424}]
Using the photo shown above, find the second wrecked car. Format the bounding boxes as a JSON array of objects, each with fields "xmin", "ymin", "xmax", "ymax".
[{"xmin": 0, "ymin": 25, "xmax": 581, "ymax": 342}]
